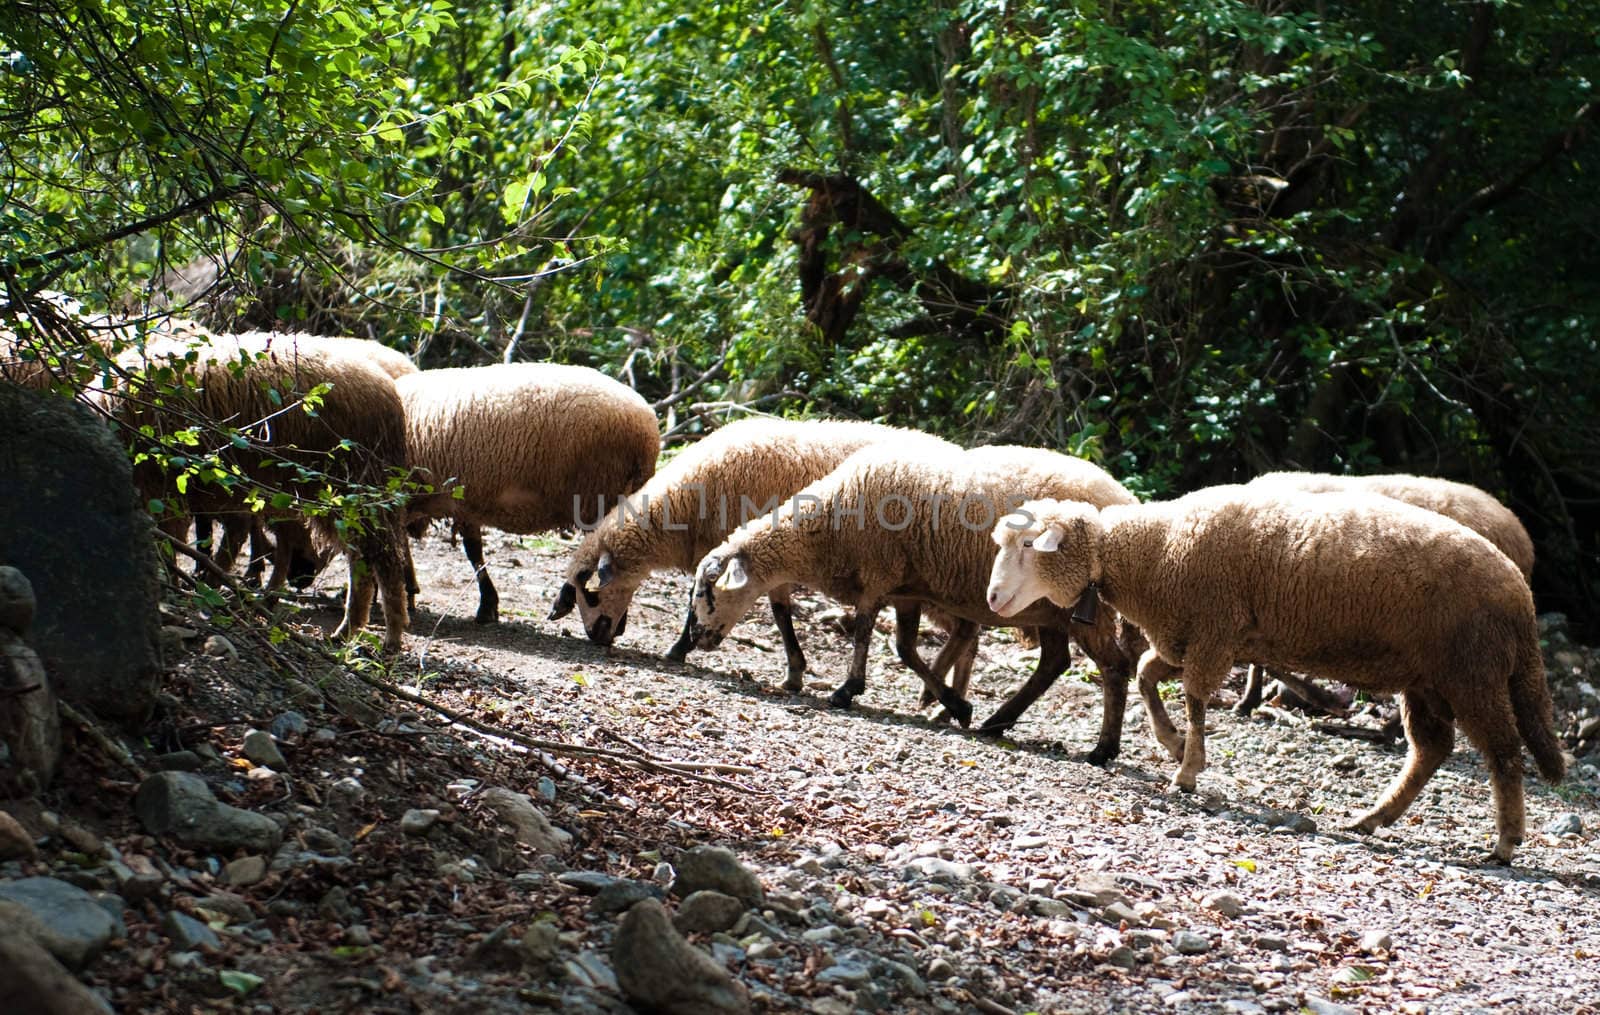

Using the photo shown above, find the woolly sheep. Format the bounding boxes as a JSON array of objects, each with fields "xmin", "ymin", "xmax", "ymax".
[
  {"xmin": 552, "ymin": 417, "xmax": 981, "ymax": 694},
  {"xmin": 1236, "ymin": 471, "xmax": 1535, "ymax": 716},
  {"xmin": 111, "ymin": 331, "xmax": 413, "ymax": 652},
  {"xmin": 397, "ymin": 363, "xmax": 659, "ymax": 624},
  {"xmin": 207, "ymin": 333, "xmax": 418, "ymax": 587},
  {"xmin": 986, "ymin": 487, "xmax": 1564, "ymax": 862},
  {"xmin": 686, "ymin": 441, "xmax": 1144, "ymax": 761}
]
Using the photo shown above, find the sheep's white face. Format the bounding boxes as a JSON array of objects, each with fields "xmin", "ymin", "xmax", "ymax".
[
  {"xmin": 550, "ymin": 549, "xmax": 639, "ymax": 646},
  {"xmin": 687, "ymin": 551, "xmax": 764, "ymax": 651},
  {"xmin": 986, "ymin": 513, "xmax": 1068, "ymax": 617}
]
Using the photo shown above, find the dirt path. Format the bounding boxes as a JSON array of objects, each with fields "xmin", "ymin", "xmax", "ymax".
[{"xmin": 14, "ymin": 528, "xmax": 1600, "ymax": 1013}]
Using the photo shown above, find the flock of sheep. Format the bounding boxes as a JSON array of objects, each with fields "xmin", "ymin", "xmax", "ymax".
[{"xmin": 0, "ymin": 308, "xmax": 1565, "ymax": 864}]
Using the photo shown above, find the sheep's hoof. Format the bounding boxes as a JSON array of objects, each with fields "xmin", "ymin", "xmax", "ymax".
[
  {"xmin": 1084, "ymin": 744, "xmax": 1119, "ymax": 767},
  {"xmin": 828, "ymin": 687, "xmax": 856, "ymax": 709},
  {"xmin": 1167, "ymin": 774, "xmax": 1197, "ymax": 794},
  {"xmin": 475, "ymin": 608, "xmax": 499, "ymax": 625},
  {"xmin": 663, "ymin": 646, "xmax": 690, "ymax": 664},
  {"xmin": 940, "ymin": 694, "xmax": 973, "ymax": 729},
  {"xmin": 782, "ymin": 674, "xmax": 806, "ymax": 694}
]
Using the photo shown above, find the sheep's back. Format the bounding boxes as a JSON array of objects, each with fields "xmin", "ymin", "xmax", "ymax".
[
  {"xmin": 399, "ymin": 364, "xmax": 659, "ymax": 534},
  {"xmin": 1120, "ymin": 486, "xmax": 1534, "ymax": 692}
]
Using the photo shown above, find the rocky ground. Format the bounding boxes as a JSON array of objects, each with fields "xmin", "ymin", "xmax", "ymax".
[{"xmin": 3, "ymin": 529, "xmax": 1599, "ymax": 1014}]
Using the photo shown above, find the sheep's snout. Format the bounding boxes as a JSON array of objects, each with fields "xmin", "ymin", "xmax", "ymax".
[
  {"xmin": 688, "ymin": 618, "xmax": 725, "ymax": 651},
  {"xmin": 586, "ymin": 614, "xmax": 615, "ymax": 645}
]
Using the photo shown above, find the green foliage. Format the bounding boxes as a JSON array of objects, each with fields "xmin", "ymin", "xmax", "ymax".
[{"xmin": 3, "ymin": 0, "xmax": 1598, "ymax": 629}]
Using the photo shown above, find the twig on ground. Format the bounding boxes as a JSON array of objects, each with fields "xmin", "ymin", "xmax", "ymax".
[
  {"xmin": 59, "ymin": 700, "xmax": 149, "ymax": 781},
  {"xmin": 596, "ymin": 726, "xmax": 757, "ymax": 775}
]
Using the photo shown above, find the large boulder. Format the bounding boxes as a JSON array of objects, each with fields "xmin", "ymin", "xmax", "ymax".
[{"xmin": 0, "ymin": 383, "xmax": 162, "ymax": 723}]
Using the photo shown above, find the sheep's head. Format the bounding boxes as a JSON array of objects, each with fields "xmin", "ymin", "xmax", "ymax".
[
  {"xmin": 987, "ymin": 499, "xmax": 1103, "ymax": 618},
  {"xmin": 687, "ymin": 549, "xmax": 764, "ymax": 651},
  {"xmin": 551, "ymin": 540, "xmax": 638, "ymax": 646}
]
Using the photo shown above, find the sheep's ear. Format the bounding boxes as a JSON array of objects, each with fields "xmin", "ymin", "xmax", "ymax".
[
  {"xmin": 549, "ymin": 582, "xmax": 577, "ymax": 620},
  {"xmin": 595, "ymin": 551, "xmax": 615, "ymax": 590},
  {"xmin": 1030, "ymin": 525, "xmax": 1064, "ymax": 553},
  {"xmin": 715, "ymin": 556, "xmax": 749, "ymax": 591}
]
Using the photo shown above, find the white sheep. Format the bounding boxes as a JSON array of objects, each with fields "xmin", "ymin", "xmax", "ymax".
[
  {"xmin": 397, "ymin": 363, "xmax": 659, "ymax": 624},
  {"xmin": 551, "ymin": 417, "xmax": 982, "ymax": 694},
  {"xmin": 686, "ymin": 441, "xmax": 1144, "ymax": 760},
  {"xmin": 986, "ymin": 487, "xmax": 1565, "ymax": 863}
]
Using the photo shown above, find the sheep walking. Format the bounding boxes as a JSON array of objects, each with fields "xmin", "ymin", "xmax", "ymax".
[
  {"xmin": 1236, "ymin": 471, "xmax": 1535, "ymax": 717},
  {"xmin": 111, "ymin": 331, "xmax": 413, "ymax": 653},
  {"xmin": 986, "ymin": 487, "xmax": 1565, "ymax": 862},
  {"xmin": 398, "ymin": 364, "xmax": 659, "ymax": 624},
  {"xmin": 686, "ymin": 441, "xmax": 1143, "ymax": 761},
  {"xmin": 552, "ymin": 418, "xmax": 983, "ymax": 694}
]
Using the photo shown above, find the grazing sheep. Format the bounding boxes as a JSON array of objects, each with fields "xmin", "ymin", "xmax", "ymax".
[
  {"xmin": 686, "ymin": 441, "xmax": 1144, "ymax": 761},
  {"xmin": 1236, "ymin": 471, "xmax": 1535, "ymax": 716},
  {"xmin": 986, "ymin": 487, "xmax": 1564, "ymax": 862},
  {"xmin": 551, "ymin": 418, "xmax": 982, "ymax": 694},
  {"xmin": 397, "ymin": 363, "xmax": 659, "ymax": 624},
  {"xmin": 111, "ymin": 331, "xmax": 413, "ymax": 652}
]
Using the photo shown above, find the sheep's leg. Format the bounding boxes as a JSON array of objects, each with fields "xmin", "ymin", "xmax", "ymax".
[
  {"xmin": 975, "ymin": 627, "xmax": 1074, "ymax": 742},
  {"xmin": 829, "ymin": 601, "xmax": 883, "ymax": 709},
  {"xmin": 243, "ymin": 518, "xmax": 272, "ymax": 587},
  {"xmin": 664, "ymin": 586, "xmax": 697, "ymax": 664},
  {"xmin": 332, "ymin": 548, "xmax": 375, "ymax": 642},
  {"xmin": 1073, "ymin": 610, "xmax": 1136, "ymax": 765},
  {"xmin": 462, "ymin": 522, "xmax": 498, "ymax": 624},
  {"xmin": 1138, "ymin": 649, "xmax": 1185, "ymax": 762},
  {"xmin": 890, "ymin": 604, "xmax": 974, "ymax": 727},
  {"xmin": 769, "ymin": 584, "xmax": 808, "ymax": 692},
  {"xmin": 1171, "ymin": 653, "xmax": 1232, "ymax": 791},
  {"xmin": 1351, "ymin": 689, "xmax": 1454, "ymax": 835},
  {"xmin": 948, "ymin": 625, "xmax": 979, "ymax": 700},
  {"xmin": 1235, "ymin": 664, "xmax": 1268, "ymax": 716},
  {"xmin": 1464, "ymin": 714, "xmax": 1528, "ymax": 865}
]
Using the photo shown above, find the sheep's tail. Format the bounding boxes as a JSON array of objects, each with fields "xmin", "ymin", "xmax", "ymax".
[{"xmin": 1511, "ymin": 635, "xmax": 1566, "ymax": 784}]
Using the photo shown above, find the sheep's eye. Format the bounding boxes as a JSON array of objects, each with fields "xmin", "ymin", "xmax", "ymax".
[{"xmin": 1022, "ymin": 539, "xmax": 1034, "ymax": 549}]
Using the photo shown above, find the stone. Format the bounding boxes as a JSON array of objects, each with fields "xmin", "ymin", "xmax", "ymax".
[
  {"xmin": 904, "ymin": 856, "xmax": 976, "ymax": 883},
  {"xmin": 479, "ymin": 786, "xmax": 571, "ymax": 855},
  {"xmin": 674, "ymin": 890, "xmax": 747, "ymax": 935},
  {"xmin": 194, "ymin": 892, "xmax": 253, "ymax": 925},
  {"xmin": 108, "ymin": 856, "xmax": 163, "ymax": 901},
  {"xmin": 817, "ymin": 958, "xmax": 872, "ymax": 985},
  {"xmin": 0, "ymin": 570, "xmax": 59, "ymax": 796},
  {"xmin": 1256, "ymin": 933, "xmax": 1288, "ymax": 951},
  {"xmin": 1201, "ymin": 890, "xmax": 1248, "ymax": 918},
  {"xmin": 223, "ymin": 856, "xmax": 268, "ymax": 888},
  {"xmin": 672, "ymin": 845, "xmax": 764, "ymax": 907},
  {"xmin": 400, "ymin": 809, "xmax": 439, "ymax": 836},
  {"xmin": 328, "ymin": 777, "xmax": 365, "ymax": 810},
  {"xmin": 0, "ymin": 810, "xmax": 39, "ymax": 860},
  {"xmin": 558, "ymin": 871, "xmax": 619, "ymax": 894},
  {"xmin": 0, "ymin": 925, "xmax": 115, "ymax": 1014},
  {"xmin": 1303, "ymin": 997, "xmax": 1359, "ymax": 1015},
  {"xmin": 926, "ymin": 957, "xmax": 956, "ymax": 981},
  {"xmin": 0, "ymin": 386, "xmax": 163, "ymax": 721},
  {"xmin": 613, "ymin": 898, "xmax": 750, "ymax": 1014},
  {"xmin": 240, "ymin": 730, "xmax": 286, "ymax": 770},
  {"xmin": 1360, "ymin": 929, "xmax": 1393, "ymax": 953},
  {"xmin": 152, "ymin": 751, "xmax": 203, "ymax": 772},
  {"xmin": 203, "ymin": 635, "xmax": 237, "ymax": 660},
  {"xmin": 162, "ymin": 910, "xmax": 221, "ymax": 951},
  {"xmin": 0, "ymin": 877, "xmax": 122, "ymax": 969},
  {"xmin": 269, "ymin": 711, "xmax": 308, "ymax": 740},
  {"xmin": 1544, "ymin": 812, "xmax": 1583, "ymax": 837},
  {"xmin": 1172, "ymin": 930, "xmax": 1211, "ymax": 955},
  {"xmin": 523, "ymin": 921, "xmax": 562, "ymax": 965},
  {"xmin": 591, "ymin": 879, "xmax": 666, "ymax": 917},
  {"xmin": 133, "ymin": 772, "xmax": 280, "ymax": 853}
]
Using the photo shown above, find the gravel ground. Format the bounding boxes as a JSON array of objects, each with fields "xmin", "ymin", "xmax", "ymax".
[{"xmin": 7, "ymin": 528, "xmax": 1599, "ymax": 1013}]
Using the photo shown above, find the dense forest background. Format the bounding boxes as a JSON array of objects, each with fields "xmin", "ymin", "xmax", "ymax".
[{"xmin": 2, "ymin": 0, "xmax": 1598, "ymax": 632}]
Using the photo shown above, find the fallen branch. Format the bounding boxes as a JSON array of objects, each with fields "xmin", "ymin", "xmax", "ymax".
[
  {"xmin": 348, "ymin": 669, "xmax": 766, "ymax": 794},
  {"xmin": 597, "ymin": 726, "xmax": 757, "ymax": 775},
  {"xmin": 59, "ymin": 700, "xmax": 149, "ymax": 781}
]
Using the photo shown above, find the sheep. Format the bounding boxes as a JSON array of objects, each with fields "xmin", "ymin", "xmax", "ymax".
[
  {"xmin": 1235, "ymin": 471, "xmax": 1535, "ymax": 717},
  {"xmin": 110, "ymin": 330, "xmax": 413, "ymax": 653},
  {"xmin": 985, "ymin": 487, "xmax": 1565, "ymax": 863},
  {"xmin": 551, "ymin": 418, "xmax": 985, "ymax": 696},
  {"xmin": 396, "ymin": 363, "xmax": 659, "ymax": 624},
  {"xmin": 685, "ymin": 440, "xmax": 1145, "ymax": 762},
  {"xmin": 201, "ymin": 332, "xmax": 419, "ymax": 586}
]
